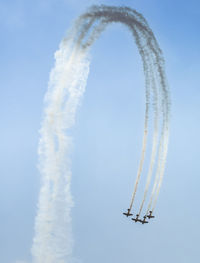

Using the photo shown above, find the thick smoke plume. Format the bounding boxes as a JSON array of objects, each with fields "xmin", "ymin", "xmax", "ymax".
[{"xmin": 32, "ymin": 5, "xmax": 170, "ymax": 263}]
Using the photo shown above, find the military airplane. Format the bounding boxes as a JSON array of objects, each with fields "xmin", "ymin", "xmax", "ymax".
[
  {"xmin": 132, "ymin": 214, "xmax": 141, "ymax": 223},
  {"xmin": 123, "ymin": 208, "xmax": 133, "ymax": 217},
  {"xmin": 147, "ymin": 211, "xmax": 155, "ymax": 219},
  {"xmin": 140, "ymin": 216, "xmax": 149, "ymax": 224}
]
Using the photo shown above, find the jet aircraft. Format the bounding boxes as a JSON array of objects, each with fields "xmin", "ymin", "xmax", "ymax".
[
  {"xmin": 140, "ymin": 216, "xmax": 149, "ymax": 224},
  {"xmin": 132, "ymin": 214, "xmax": 141, "ymax": 223},
  {"xmin": 147, "ymin": 211, "xmax": 155, "ymax": 219},
  {"xmin": 123, "ymin": 208, "xmax": 133, "ymax": 217}
]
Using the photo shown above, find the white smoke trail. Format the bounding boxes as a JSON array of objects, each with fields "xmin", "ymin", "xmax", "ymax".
[
  {"xmin": 145, "ymin": 61, "xmax": 170, "ymax": 215},
  {"xmin": 72, "ymin": 7, "xmax": 170, "ymax": 215},
  {"xmin": 79, "ymin": 5, "xmax": 170, "ymax": 215},
  {"xmin": 151, "ymin": 129, "xmax": 169, "ymax": 212},
  {"xmin": 32, "ymin": 45, "xmax": 90, "ymax": 263},
  {"xmin": 32, "ymin": 5, "xmax": 170, "ymax": 262},
  {"xmin": 77, "ymin": 12, "xmax": 152, "ymax": 214},
  {"xmin": 138, "ymin": 52, "xmax": 159, "ymax": 216}
]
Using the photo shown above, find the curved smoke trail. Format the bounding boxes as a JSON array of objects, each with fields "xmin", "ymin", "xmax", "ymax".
[{"xmin": 32, "ymin": 5, "xmax": 170, "ymax": 263}]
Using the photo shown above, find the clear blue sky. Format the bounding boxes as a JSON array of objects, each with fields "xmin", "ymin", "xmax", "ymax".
[{"xmin": 1, "ymin": 0, "xmax": 200, "ymax": 263}]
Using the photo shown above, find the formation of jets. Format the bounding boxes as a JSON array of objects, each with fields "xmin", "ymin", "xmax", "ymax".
[{"xmin": 123, "ymin": 209, "xmax": 155, "ymax": 224}]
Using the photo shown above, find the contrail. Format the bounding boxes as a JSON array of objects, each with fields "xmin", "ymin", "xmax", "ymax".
[{"xmin": 32, "ymin": 5, "xmax": 170, "ymax": 262}]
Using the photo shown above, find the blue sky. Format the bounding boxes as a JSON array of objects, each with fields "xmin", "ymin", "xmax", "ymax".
[{"xmin": 1, "ymin": 0, "xmax": 200, "ymax": 263}]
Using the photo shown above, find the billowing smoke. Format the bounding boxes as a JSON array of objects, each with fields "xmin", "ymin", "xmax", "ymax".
[{"xmin": 32, "ymin": 5, "xmax": 170, "ymax": 263}]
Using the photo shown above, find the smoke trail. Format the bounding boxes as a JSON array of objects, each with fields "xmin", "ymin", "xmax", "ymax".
[
  {"xmin": 72, "ymin": 6, "xmax": 169, "ymax": 215},
  {"xmin": 32, "ymin": 5, "xmax": 170, "ymax": 262},
  {"xmin": 145, "ymin": 60, "xmax": 170, "ymax": 215},
  {"xmin": 147, "ymin": 122, "xmax": 169, "ymax": 214},
  {"xmin": 138, "ymin": 52, "xmax": 159, "ymax": 216},
  {"xmin": 143, "ymin": 27, "xmax": 170, "ymax": 215},
  {"xmin": 151, "ymin": 130, "xmax": 169, "ymax": 212},
  {"xmin": 145, "ymin": 126, "xmax": 169, "ymax": 215},
  {"xmin": 32, "ymin": 46, "xmax": 91, "ymax": 263},
  {"xmin": 151, "ymin": 58, "xmax": 170, "ymax": 213},
  {"xmin": 79, "ymin": 5, "xmax": 170, "ymax": 215}
]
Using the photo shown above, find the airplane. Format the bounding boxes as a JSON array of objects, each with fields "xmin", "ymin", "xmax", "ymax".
[
  {"xmin": 140, "ymin": 216, "xmax": 149, "ymax": 224},
  {"xmin": 147, "ymin": 211, "xmax": 155, "ymax": 219},
  {"xmin": 123, "ymin": 208, "xmax": 133, "ymax": 217},
  {"xmin": 132, "ymin": 214, "xmax": 141, "ymax": 223}
]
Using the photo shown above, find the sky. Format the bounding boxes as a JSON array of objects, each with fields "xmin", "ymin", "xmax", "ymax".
[{"xmin": 1, "ymin": 0, "xmax": 200, "ymax": 262}]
